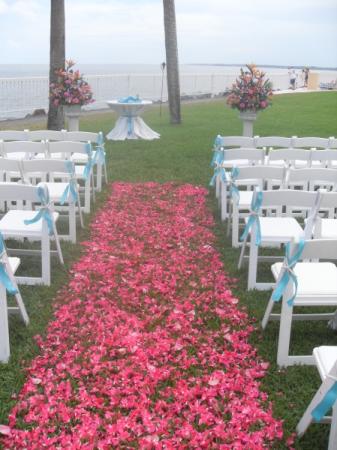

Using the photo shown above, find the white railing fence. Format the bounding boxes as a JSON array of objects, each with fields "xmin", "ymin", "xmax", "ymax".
[{"xmin": 0, "ymin": 71, "xmax": 335, "ymax": 120}]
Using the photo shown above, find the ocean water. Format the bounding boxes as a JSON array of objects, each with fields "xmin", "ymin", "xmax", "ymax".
[{"xmin": 0, "ymin": 64, "xmax": 336, "ymax": 120}]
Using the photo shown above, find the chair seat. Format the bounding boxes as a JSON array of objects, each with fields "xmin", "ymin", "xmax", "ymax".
[
  {"xmin": 314, "ymin": 346, "xmax": 337, "ymax": 380},
  {"xmin": 0, "ymin": 210, "xmax": 59, "ymax": 237},
  {"xmin": 247, "ymin": 216, "xmax": 304, "ymax": 242},
  {"xmin": 272, "ymin": 262, "xmax": 337, "ymax": 301},
  {"xmin": 316, "ymin": 219, "xmax": 337, "ymax": 239}
]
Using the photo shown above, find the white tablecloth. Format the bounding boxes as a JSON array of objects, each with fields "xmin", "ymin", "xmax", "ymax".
[{"xmin": 106, "ymin": 100, "xmax": 160, "ymax": 141}]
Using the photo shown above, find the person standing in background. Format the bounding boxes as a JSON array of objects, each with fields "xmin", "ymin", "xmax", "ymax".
[
  {"xmin": 303, "ymin": 67, "xmax": 310, "ymax": 87},
  {"xmin": 289, "ymin": 68, "xmax": 297, "ymax": 90}
]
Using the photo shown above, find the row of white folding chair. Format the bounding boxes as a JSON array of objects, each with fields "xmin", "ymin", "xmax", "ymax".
[
  {"xmin": 215, "ymin": 135, "xmax": 337, "ymax": 150},
  {"xmin": 0, "ymin": 141, "xmax": 95, "ymax": 213},
  {"xmin": 0, "ymin": 130, "xmax": 107, "ymax": 191},
  {"xmin": 0, "ymin": 182, "xmax": 64, "ymax": 286},
  {"xmin": 237, "ymin": 188, "xmax": 337, "ymax": 291},
  {"xmin": 223, "ymin": 166, "xmax": 337, "ymax": 233}
]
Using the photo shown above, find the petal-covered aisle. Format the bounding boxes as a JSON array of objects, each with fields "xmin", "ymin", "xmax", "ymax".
[{"xmin": 3, "ymin": 183, "xmax": 283, "ymax": 449}]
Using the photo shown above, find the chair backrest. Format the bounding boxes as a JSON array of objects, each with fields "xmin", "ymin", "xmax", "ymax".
[
  {"xmin": 2, "ymin": 141, "xmax": 46, "ymax": 159},
  {"xmin": 28, "ymin": 130, "xmax": 66, "ymax": 141},
  {"xmin": 311, "ymin": 150, "xmax": 337, "ymax": 167},
  {"xmin": 0, "ymin": 130, "xmax": 29, "ymax": 141},
  {"xmin": 286, "ymin": 168, "xmax": 337, "ymax": 191},
  {"xmin": 255, "ymin": 188, "xmax": 318, "ymax": 210},
  {"xmin": 254, "ymin": 136, "xmax": 291, "ymax": 149},
  {"xmin": 233, "ymin": 165, "xmax": 286, "ymax": 183},
  {"xmin": 0, "ymin": 158, "xmax": 23, "ymax": 174},
  {"xmin": 47, "ymin": 141, "xmax": 91, "ymax": 156},
  {"xmin": 0, "ymin": 181, "xmax": 49, "ymax": 203},
  {"xmin": 65, "ymin": 131, "xmax": 101, "ymax": 143},
  {"xmin": 222, "ymin": 148, "xmax": 265, "ymax": 163},
  {"xmin": 217, "ymin": 135, "xmax": 255, "ymax": 148},
  {"xmin": 317, "ymin": 190, "xmax": 337, "ymax": 210},
  {"xmin": 328, "ymin": 138, "xmax": 337, "ymax": 149},
  {"xmin": 293, "ymin": 137, "xmax": 329, "ymax": 149},
  {"xmin": 21, "ymin": 159, "xmax": 73, "ymax": 178},
  {"xmin": 289, "ymin": 238, "xmax": 337, "ymax": 261},
  {"xmin": 267, "ymin": 148, "xmax": 311, "ymax": 167}
]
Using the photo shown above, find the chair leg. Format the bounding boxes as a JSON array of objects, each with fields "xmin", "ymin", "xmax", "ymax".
[
  {"xmin": 5, "ymin": 259, "xmax": 29, "ymax": 326},
  {"xmin": 329, "ymin": 403, "xmax": 337, "ymax": 450},
  {"xmin": 41, "ymin": 233, "xmax": 51, "ymax": 286},
  {"xmin": 84, "ymin": 178, "xmax": 91, "ymax": 214},
  {"xmin": 248, "ymin": 235, "xmax": 258, "ymax": 290},
  {"xmin": 103, "ymin": 162, "xmax": 108, "ymax": 183},
  {"xmin": 0, "ymin": 284, "xmax": 10, "ymax": 363},
  {"xmin": 96, "ymin": 163, "xmax": 102, "ymax": 191},
  {"xmin": 238, "ymin": 235, "xmax": 247, "ymax": 269},
  {"xmin": 220, "ymin": 182, "xmax": 228, "ymax": 221},
  {"xmin": 50, "ymin": 221, "xmax": 64, "ymax": 265},
  {"xmin": 69, "ymin": 203, "xmax": 76, "ymax": 244},
  {"xmin": 277, "ymin": 292, "xmax": 293, "ymax": 367},
  {"xmin": 231, "ymin": 204, "xmax": 240, "ymax": 247},
  {"xmin": 261, "ymin": 296, "xmax": 275, "ymax": 330},
  {"xmin": 91, "ymin": 171, "xmax": 96, "ymax": 203}
]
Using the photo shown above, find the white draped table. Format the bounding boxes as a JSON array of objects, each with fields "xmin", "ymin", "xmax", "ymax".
[{"xmin": 106, "ymin": 100, "xmax": 160, "ymax": 141}]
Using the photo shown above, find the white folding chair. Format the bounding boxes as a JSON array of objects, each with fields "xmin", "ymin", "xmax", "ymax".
[
  {"xmin": 262, "ymin": 239, "xmax": 337, "ymax": 367},
  {"xmin": 65, "ymin": 131, "xmax": 107, "ymax": 191},
  {"xmin": 0, "ymin": 233, "xmax": 28, "ymax": 363},
  {"xmin": 28, "ymin": 130, "xmax": 66, "ymax": 141},
  {"xmin": 0, "ymin": 183, "xmax": 64, "ymax": 285},
  {"xmin": 210, "ymin": 135, "xmax": 256, "ymax": 199},
  {"xmin": 21, "ymin": 159, "xmax": 83, "ymax": 243},
  {"xmin": 0, "ymin": 158, "xmax": 24, "ymax": 183},
  {"xmin": 212, "ymin": 148, "xmax": 265, "ymax": 221},
  {"xmin": 297, "ymin": 346, "xmax": 337, "ymax": 450},
  {"xmin": 238, "ymin": 188, "xmax": 320, "ymax": 290},
  {"xmin": 47, "ymin": 141, "xmax": 95, "ymax": 213},
  {"xmin": 293, "ymin": 137, "xmax": 329, "ymax": 150},
  {"xmin": 228, "ymin": 165, "xmax": 287, "ymax": 247}
]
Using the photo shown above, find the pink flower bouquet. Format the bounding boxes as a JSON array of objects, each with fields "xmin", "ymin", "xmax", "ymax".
[
  {"xmin": 50, "ymin": 60, "xmax": 94, "ymax": 107},
  {"xmin": 226, "ymin": 64, "xmax": 273, "ymax": 112}
]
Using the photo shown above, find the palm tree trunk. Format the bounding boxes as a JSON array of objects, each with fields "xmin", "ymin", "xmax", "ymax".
[
  {"xmin": 47, "ymin": 0, "xmax": 65, "ymax": 130},
  {"xmin": 163, "ymin": 0, "xmax": 181, "ymax": 124}
]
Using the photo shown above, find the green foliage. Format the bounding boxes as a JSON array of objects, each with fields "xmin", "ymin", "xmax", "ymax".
[{"xmin": 1, "ymin": 92, "xmax": 336, "ymax": 449}]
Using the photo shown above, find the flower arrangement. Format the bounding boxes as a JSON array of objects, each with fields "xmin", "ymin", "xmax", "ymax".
[
  {"xmin": 50, "ymin": 60, "xmax": 94, "ymax": 107},
  {"xmin": 226, "ymin": 64, "xmax": 273, "ymax": 112}
]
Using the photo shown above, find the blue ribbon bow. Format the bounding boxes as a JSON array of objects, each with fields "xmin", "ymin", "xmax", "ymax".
[
  {"xmin": 228, "ymin": 167, "xmax": 240, "ymax": 203},
  {"xmin": 0, "ymin": 233, "xmax": 18, "ymax": 295},
  {"xmin": 60, "ymin": 161, "xmax": 78, "ymax": 205},
  {"xmin": 210, "ymin": 136, "xmax": 224, "ymax": 167},
  {"xmin": 209, "ymin": 162, "xmax": 227, "ymax": 187},
  {"xmin": 24, "ymin": 186, "xmax": 54, "ymax": 236},
  {"xmin": 94, "ymin": 132, "xmax": 106, "ymax": 163},
  {"xmin": 311, "ymin": 381, "xmax": 337, "ymax": 422},
  {"xmin": 271, "ymin": 239, "xmax": 305, "ymax": 306},
  {"xmin": 118, "ymin": 95, "xmax": 141, "ymax": 103},
  {"xmin": 240, "ymin": 190, "xmax": 263, "ymax": 246},
  {"xmin": 83, "ymin": 142, "xmax": 93, "ymax": 180}
]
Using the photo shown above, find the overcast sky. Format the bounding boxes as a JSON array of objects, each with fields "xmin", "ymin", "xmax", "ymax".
[{"xmin": 0, "ymin": 0, "xmax": 336, "ymax": 67}]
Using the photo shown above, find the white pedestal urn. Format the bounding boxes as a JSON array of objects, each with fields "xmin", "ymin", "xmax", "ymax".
[
  {"xmin": 63, "ymin": 104, "xmax": 82, "ymax": 131},
  {"xmin": 239, "ymin": 110, "xmax": 258, "ymax": 137}
]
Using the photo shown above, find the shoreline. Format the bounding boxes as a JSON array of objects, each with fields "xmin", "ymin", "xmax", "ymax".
[{"xmin": 0, "ymin": 89, "xmax": 334, "ymax": 129}]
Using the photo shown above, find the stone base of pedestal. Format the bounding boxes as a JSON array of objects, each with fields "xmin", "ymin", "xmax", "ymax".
[
  {"xmin": 63, "ymin": 105, "xmax": 82, "ymax": 131},
  {"xmin": 239, "ymin": 111, "xmax": 258, "ymax": 137}
]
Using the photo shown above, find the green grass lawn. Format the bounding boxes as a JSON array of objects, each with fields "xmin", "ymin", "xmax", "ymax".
[{"xmin": 1, "ymin": 91, "xmax": 337, "ymax": 448}]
